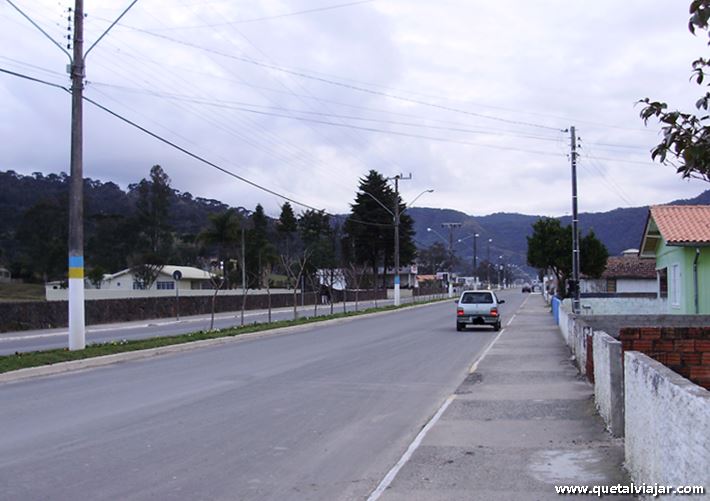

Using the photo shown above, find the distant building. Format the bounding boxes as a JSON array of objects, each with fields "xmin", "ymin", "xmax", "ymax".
[
  {"xmin": 99, "ymin": 265, "xmax": 214, "ymax": 291},
  {"xmin": 0, "ymin": 267, "xmax": 10, "ymax": 284},
  {"xmin": 581, "ymin": 249, "xmax": 656, "ymax": 295}
]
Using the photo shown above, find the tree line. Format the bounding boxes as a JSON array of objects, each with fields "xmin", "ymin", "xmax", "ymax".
[{"xmin": 0, "ymin": 166, "xmax": 418, "ymax": 294}]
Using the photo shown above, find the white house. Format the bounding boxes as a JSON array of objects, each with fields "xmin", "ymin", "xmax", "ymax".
[
  {"xmin": 99, "ymin": 265, "xmax": 215, "ymax": 291},
  {"xmin": 46, "ymin": 265, "xmax": 217, "ymax": 301}
]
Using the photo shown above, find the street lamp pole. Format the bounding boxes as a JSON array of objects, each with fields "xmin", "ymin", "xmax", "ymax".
[
  {"xmin": 366, "ymin": 178, "xmax": 432, "ymax": 307},
  {"xmin": 393, "ymin": 175, "xmax": 406, "ymax": 307}
]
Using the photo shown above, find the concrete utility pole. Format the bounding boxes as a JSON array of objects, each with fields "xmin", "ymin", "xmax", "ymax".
[
  {"xmin": 441, "ymin": 222, "xmax": 461, "ymax": 297},
  {"xmin": 487, "ymin": 238, "xmax": 493, "ymax": 288},
  {"xmin": 8, "ymin": 0, "xmax": 138, "ymax": 350},
  {"xmin": 68, "ymin": 0, "xmax": 86, "ymax": 350},
  {"xmin": 570, "ymin": 126, "xmax": 581, "ymax": 314},
  {"xmin": 391, "ymin": 173, "xmax": 411, "ymax": 307}
]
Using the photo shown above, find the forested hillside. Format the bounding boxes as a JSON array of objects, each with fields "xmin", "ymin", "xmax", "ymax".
[{"xmin": 1, "ymin": 168, "xmax": 708, "ymax": 283}]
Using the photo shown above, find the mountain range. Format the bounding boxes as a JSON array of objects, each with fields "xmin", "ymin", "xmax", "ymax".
[{"xmin": 1, "ymin": 169, "xmax": 708, "ymax": 273}]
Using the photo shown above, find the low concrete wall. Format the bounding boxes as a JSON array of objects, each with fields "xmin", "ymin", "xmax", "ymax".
[
  {"xmin": 578, "ymin": 297, "xmax": 666, "ymax": 315},
  {"xmin": 593, "ymin": 331, "xmax": 624, "ymax": 437},
  {"xmin": 624, "ymin": 352, "xmax": 710, "ymax": 498}
]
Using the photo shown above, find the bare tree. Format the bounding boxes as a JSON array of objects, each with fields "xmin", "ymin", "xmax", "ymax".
[
  {"xmin": 280, "ymin": 249, "xmax": 311, "ymax": 320},
  {"xmin": 345, "ymin": 263, "xmax": 367, "ymax": 312},
  {"xmin": 208, "ymin": 271, "xmax": 225, "ymax": 331}
]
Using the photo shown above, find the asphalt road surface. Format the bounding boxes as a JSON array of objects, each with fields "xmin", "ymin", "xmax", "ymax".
[
  {"xmin": 0, "ymin": 289, "xmax": 525, "ymax": 501},
  {"xmin": 0, "ymin": 295, "xmax": 445, "ymax": 355}
]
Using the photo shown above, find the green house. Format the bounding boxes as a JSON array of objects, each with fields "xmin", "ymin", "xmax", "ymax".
[{"xmin": 639, "ymin": 205, "xmax": 710, "ymax": 314}]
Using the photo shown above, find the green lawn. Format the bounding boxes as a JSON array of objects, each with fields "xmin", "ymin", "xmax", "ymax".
[{"xmin": 0, "ymin": 283, "xmax": 45, "ymax": 302}]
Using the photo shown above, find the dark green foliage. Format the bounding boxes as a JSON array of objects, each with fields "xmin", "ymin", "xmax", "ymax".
[
  {"xmin": 246, "ymin": 204, "xmax": 276, "ymax": 288},
  {"xmin": 526, "ymin": 218, "xmax": 609, "ymax": 297},
  {"xmin": 131, "ymin": 165, "xmax": 174, "ymax": 258},
  {"xmin": 14, "ymin": 199, "xmax": 67, "ymax": 282},
  {"xmin": 198, "ymin": 208, "xmax": 241, "ymax": 285},
  {"xmin": 344, "ymin": 170, "xmax": 416, "ymax": 288},
  {"xmin": 638, "ymin": 0, "xmax": 710, "ymax": 182}
]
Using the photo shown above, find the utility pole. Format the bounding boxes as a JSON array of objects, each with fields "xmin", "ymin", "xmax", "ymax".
[
  {"xmin": 7, "ymin": 0, "xmax": 138, "ymax": 350},
  {"xmin": 487, "ymin": 238, "xmax": 492, "ymax": 289},
  {"xmin": 68, "ymin": 0, "xmax": 85, "ymax": 351},
  {"xmin": 473, "ymin": 233, "xmax": 479, "ymax": 287},
  {"xmin": 570, "ymin": 126, "xmax": 581, "ymax": 314},
  {"xmin": 391, "ymin": 173, "xmax": 411, "ymax": 307},
  {"xmin": 441, "ymin": 222, "xmax": 461, "ymax": 296}
]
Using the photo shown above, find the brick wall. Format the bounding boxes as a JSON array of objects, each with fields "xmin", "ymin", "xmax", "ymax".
[{"xmin": 619, "ymin": 326, "xmax": 710, "ymax": 390}]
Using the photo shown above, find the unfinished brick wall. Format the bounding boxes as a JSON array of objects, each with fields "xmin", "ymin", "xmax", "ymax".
[{"xmin": 619, "ymin": 327, "xmax": 710, "ymax": 390}]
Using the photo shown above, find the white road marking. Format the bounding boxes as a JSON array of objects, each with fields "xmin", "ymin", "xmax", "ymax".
[{"xmin": 366, "ymin": 395, "xmax": 456, "ymax": 501}]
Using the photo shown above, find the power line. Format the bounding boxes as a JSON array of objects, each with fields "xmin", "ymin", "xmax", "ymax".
[
  {"xmin": 86, "ymin": 80, "xmax": 566, "ymax": 157},
  {"xmin": 147, "ymin": 0, "xmax": 374, "ymax": 30},
  {"xmin": 0, "ymin": 66, "xmax": 391, "ymax": 229},
  {"xmin": 98, "ymin": 21, "xmax": 565, "ymax": 133},
  {"xmin": 90, "ymin": 80, "xmax": 567, "ymax": 143}
]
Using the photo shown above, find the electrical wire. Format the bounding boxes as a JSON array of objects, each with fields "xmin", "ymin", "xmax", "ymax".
[
  {"xmin": 147, "ymin": 0, "xmax": 374, "ymax": 30},
  {"xmin": 0, "ymin": 66, "xmax": 392, "ymax": 229},
  {"xmin": 97, "ymin": 21, "xmax": 565, "ymax": 133}
]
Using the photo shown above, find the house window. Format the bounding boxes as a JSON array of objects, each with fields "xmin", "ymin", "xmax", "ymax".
[
  {"xmin": 157, "ymin": 281, "xmax": 175, "ymax": 290},
  {"xmin": 606, "ymin": 278, "xmax": 617, "ymax": 293},
  {"xmin": 133, "ymin": 281, "xmax": 145, "ymax": 290},
  {"xmin": 670, "ymin": 264, "xmax": 681, "ymax": 307},
  {"xmin": 658, "ymin": 268, "xmax": 667, "ymax": 298}
]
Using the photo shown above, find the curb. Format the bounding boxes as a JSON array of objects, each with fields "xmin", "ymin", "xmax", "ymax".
[{"xmin": 0, "ymin": 297, "xmax": 450, "ymax": 384}]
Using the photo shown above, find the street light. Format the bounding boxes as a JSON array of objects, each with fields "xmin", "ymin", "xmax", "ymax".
[{"xmin": 364, "ymin": 186, "xmax": 433, "ymax": 307}]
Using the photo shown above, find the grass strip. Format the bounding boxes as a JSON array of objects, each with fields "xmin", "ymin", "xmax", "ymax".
[{"xmin": 0, "ymin": 297, "xmax": 450, "ymax": 374}]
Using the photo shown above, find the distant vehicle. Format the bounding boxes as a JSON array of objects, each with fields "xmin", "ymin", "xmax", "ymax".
[
  {"xmin": 456, "ymin": 290, "xmax": 505, "ymax": 332},
  {"xmin": 522, "ymin": 283, "xmax": 531, "ymax": 293}
]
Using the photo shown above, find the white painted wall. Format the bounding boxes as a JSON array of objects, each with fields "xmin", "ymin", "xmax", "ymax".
[
  {"xmin": 593, "ymin": 331, "xmax": 624, "ymax": 437},
  {"xmin": 578, "ymin": 297, "xmax": 666, "ymax": 315},
  {"xmin": 625, "ymin": 352, "xmax": 710, "ymax": 499},
  {"xmin": 617, "ymin": 278, "xmax": 656, "ymax": 293}
]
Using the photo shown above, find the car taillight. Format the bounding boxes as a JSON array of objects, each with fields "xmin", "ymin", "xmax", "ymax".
[
  {"xmin": 490, "ymin": 307, "xmax": 498, "ymax": 316},
  {"xmin": 457, "ymin": 307, "xmax": 464, "ymax": 316}
]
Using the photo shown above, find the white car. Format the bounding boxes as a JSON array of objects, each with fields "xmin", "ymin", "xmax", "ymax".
[{"xmin": 455, "ymin": 290, "xmax": 504, "ymax": 331}]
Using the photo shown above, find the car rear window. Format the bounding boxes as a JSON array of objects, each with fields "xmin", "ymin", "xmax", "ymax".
[{"xmin": 461, "ymin": 292, "xmax": 494, "ymax": 304}]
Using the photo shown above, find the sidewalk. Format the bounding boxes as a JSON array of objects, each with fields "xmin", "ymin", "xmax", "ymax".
[{"xmin": 379, "ymin": 294, "xmax": 630, "ymax": 500}]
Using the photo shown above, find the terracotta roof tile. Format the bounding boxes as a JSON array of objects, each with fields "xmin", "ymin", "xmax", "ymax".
[
  {"xmin": 602, "ymin": 256, "xmax": 657, "ymax": 279},
  {"xmin": 650, "ymin": 205, "xmax": 710, "ymax": 245}
]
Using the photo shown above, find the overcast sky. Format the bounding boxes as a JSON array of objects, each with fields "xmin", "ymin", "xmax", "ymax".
[{"xmin": 1, "ymin": 0, "xmax": 709, "ymax": 218}]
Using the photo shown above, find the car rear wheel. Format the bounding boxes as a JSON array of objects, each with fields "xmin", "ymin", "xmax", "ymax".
[
  {"xmin": 456, "ymin": 323, "xmax": 464, "ymax": 331},
  {"xmin": 493, "ymin": 321, "xmax": 501, "ymax": 331}
]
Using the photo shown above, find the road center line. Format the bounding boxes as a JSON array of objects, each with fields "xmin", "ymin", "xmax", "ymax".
[{"xmin": 366, "ymin": 394, "xmax": 456, "ymax": 501}]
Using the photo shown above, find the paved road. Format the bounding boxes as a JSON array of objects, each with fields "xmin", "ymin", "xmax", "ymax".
[
  {"xmin": 0, "ymin": 290, "xmax": 524, "ymax": 500},
  {"xmin": 0, "ymin": 295, "xmax": 446, "ymax": 355}
]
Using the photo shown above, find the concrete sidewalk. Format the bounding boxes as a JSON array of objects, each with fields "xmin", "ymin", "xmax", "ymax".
[{"xmin": 378, "ymin": 294, "xmax": 630, "ymax": 500}]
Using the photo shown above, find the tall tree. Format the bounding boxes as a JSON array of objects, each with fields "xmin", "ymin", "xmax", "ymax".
[
  {"xmin": 344, "ymin": 170, "xmax": 416, "ymax": 288},
  {"xmin": 133, "ymin": 165, "xmax": 174, "ymax": 258},
  {"xmin": 639, "ymin": 0, "xmax": 710, "ymax": 182},
  {"xmin": 299, "ymin": 209, "xmax": 335, "ymax": 311},
  {"xmin": 526, "ymin": 218, "xmax": 608, "ymax": 298},
  {"xmin": 277, "ymin": 202, "xmax": 298, "ymax": 257},
  {"xmin": 198, "ymin": 208, "xmax": 240, "ymax": 286},
  {"xmin": 246, "ymin": 204, "xmax": 275, "ymax": 289}
]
